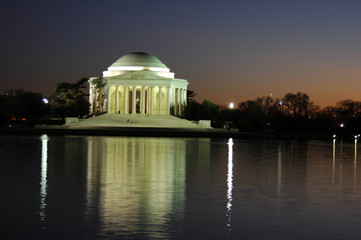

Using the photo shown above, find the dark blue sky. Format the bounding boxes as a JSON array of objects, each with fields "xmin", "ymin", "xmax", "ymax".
[{"xmin": 1, "ymin": 0, "xmax": 361, "ymax": 106}]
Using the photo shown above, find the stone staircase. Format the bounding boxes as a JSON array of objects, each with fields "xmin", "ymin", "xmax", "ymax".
[{"xmin": 67, "ymin": 114, "xmax": 208, "ymax": 128}]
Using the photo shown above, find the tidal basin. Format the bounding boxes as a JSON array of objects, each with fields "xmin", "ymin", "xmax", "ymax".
[{"xmin": 2, "ymin": 135, "xmax": 361, "ymax": 239}]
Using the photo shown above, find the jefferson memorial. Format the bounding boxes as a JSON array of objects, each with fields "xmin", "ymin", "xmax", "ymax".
[{"xmin": 89, "ymin": 52, "xmax": 188, "ymax": 116}]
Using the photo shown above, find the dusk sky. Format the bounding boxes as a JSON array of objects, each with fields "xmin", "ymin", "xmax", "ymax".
[{"xmin": 1, "ymin": 0, "xmax": 361, "ymax": 107}]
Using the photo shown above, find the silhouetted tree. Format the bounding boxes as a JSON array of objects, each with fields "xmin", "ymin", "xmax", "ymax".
[
  {"xmin": 54, "ymin": 78, "xmax": 89, "ymax": 118},
  {"xmin": 183, "ymin": 99, "xmax": 222, "ymax": 127},
  {"xmin": 282, "ymin": 92, "xmax": 319, "ymax": 119},
  {"xmin": 0, "ymin": 89, "xmax": 51, "ymax": 125},
  {"xmin": 237, "ymin": 96, "xmax": 280, "ymax": 130},
  {"xmin": 279, "ymin": 92, "xmax": 319, "ymax": 131},
  {"xmin": 187, "ymin": 90, "xmax": 197, "ymax": 103},
  {"xmin": 314, "ymin": 105, "xmax": 338, "ymax": 133},
  {"xmin": 333, "ymin": 100, "xmax": 361, "ymax": 134},
  {"xmin": 238, "ymin": 100, "xmax": 263, "ymax": 129},
  {"xmin": 335, "ymin": 100, "xmax": 361, "ymax": 123}
]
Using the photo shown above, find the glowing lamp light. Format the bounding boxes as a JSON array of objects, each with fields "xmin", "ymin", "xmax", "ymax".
[
  {"xmin": 229, "ymin": 102, "xmax": 234, "ymax": 109},
  {"xmin": 340, "ymin": 123, "xmax": 344, "ymax": 128},
  {"xmin": 42, "ymin": 98, "xmax": 49, "ymax": 104}
]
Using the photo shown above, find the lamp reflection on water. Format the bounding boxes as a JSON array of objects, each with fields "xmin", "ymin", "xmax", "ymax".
[
  {"xmin": 39, "ymin": 134, "xmax": 48, "ymax": 223},
  {"xmin": 277, "ymin": 144, "xmax": 282, "ymax": 198},
  {"xmin": 331, "ymin": 136, "xmax": 359, "ymax": 188},
  {"xmin": 226, "ymin": 138, "xmax": 233, "ymax": 232},
  {"xmin": 332, "ymin": 137, "xmax": 336, "ymax": 185},
  {"xmin": 354, "ymin": 136, "xmax": 358, "ymax": 188}
]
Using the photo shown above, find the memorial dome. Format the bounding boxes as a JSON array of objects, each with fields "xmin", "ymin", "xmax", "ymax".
[{"xmin": 110, "ymin": 52, "xmax": 168, "ymax": 69}]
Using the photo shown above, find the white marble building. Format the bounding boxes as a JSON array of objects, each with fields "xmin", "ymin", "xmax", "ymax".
[{"xmin": 89, "ymin": 52, "xmax": 188, "ymax": 116}]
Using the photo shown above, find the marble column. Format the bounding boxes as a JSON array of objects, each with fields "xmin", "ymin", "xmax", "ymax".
[
  {"xmin": 150, "ymin": 86, "xmax": 155, "ymax": 115},
  {"xmin": 124, "ymin": 86, "xmax": 128, "ymax": 114},
  {"xmin": 89, "ymin": 86, "xmax": 93, "ymax": 114},
  {"xmin": 158, "ymin": 86, "xmax": 162, "ymax": 115},
  {"xmin": 176, "ymin": 88, "xmax": 180, "ymax": 116},
  {"xmin": 115, "ymin": 86, "xmax": 119, "ymax": 114},
  {"xmin": 132, "ymin": 86, "xmax": 136, "ymax": 114},
  {"xmin": 141, "ymin": 86, "xmax": 146, "ymax": 114},
  {"xmin": 107, "ymin": 86, "xmax": 111, "ymax": 113},
  {"xmin": 183, "ymin": 88, "xmax": 186, "ymax": 113},
  {"xmin": 166, "ymin": 87, "xmax": 170, "ymax": 115},
  {"xmin": 179, "ymin": 88, "xmax": 182, "ymax": 115}
]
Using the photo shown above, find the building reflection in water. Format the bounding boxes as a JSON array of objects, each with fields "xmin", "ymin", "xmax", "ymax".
[
  {"xmin": 86, "ymin": 137, "xmax": 186, "ymax": 239},
  {"xmin": 39, "ymin": 134, "xmax": 48, "ymax": 223},
  {"xmin": 226, "ymin": 138, "xmax": 233, "ymax": 233}
]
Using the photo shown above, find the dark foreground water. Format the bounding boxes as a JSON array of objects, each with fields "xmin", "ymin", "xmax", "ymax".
[{"xmin": 1, "ymin": 135, "xmax": 361, "ymax": 239}]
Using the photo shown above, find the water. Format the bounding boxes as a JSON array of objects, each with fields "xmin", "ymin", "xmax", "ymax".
[{"xmin": 1, "ymin": 135, "xmax": 361, "ymax": 239}]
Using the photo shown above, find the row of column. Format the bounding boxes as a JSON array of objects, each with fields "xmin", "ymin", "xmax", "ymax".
[
  {"xmin": 89, "ymin": 86, "xmax": 104, "ymax": 114},
  {"xmin": 174, "ymin": 88, "xmax": 187, "ymax": 116},
  {"xmin": 107, "ymin": 85, "xmax": 186, "ymax": 116},
  {"xmin": 108, "ymin": 86, "xmax": 163, "ymax": 115},
  {"xmin": 89, "ymin": 86, "xmax": 96, "ymax": 114}
]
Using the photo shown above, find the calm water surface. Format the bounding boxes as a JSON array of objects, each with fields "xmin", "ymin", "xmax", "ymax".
[{"xmin": 1, "ymin": 135, "xmax": 361, "ymax": 239}]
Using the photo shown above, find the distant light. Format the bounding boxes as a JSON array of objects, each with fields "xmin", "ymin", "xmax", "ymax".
[
  {"xmin": 333, "ymin": 134, "xmax": 336, "ymax": 138},
  {"xmin": 229, "ymin": 102, "xmax": 234, "ymax": 109},
  {"xmin": 340, "ymin": 123, "xmax": 344, "ymax": 128},
  {"xmin": 42, "ymin": 98, "xmax": 49, "ymax": 104},
  {"xmin": 279, "ymin": 100, "xmax": 284, "ymax": 106}
]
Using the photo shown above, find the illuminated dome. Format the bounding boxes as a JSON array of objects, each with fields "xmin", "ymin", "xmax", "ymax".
[{"xmin": 110, "ymin": 52, "xmax": 168, "ymax": 69}]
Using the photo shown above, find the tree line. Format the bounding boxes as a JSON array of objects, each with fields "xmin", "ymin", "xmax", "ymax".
[
  {"xmin": 0, "ymin": 78, "xmax": 89, "ymax": 126},
  {"xmin": 183, "ymin": 91, "xmax": 361, "ymax": 137}
]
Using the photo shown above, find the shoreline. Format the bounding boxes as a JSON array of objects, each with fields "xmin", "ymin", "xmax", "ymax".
[{"xmin": 0, "ymin": 126, "xmax": 331, "ymax": 140}]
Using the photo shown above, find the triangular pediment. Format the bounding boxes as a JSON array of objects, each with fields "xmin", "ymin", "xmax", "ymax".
[{"xmin": 107, "ymin": 71, "xmax": 171, "ymax": 80}]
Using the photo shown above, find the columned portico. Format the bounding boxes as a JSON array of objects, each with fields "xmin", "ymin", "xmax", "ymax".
[{"xmin": 89, "ymin": 52, "xmax": 188, "ymax": 116}]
